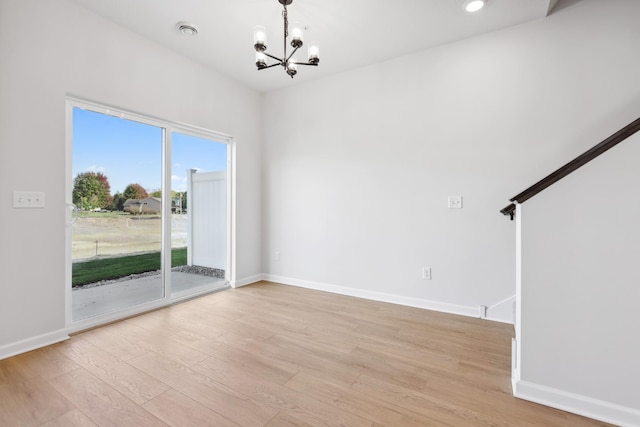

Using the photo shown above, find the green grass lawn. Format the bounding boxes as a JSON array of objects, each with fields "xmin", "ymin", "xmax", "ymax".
[
  {"xmin": 72, "ymin": 247, "xmax": 187, "ymax": 287},
  {"xmin": 78, "ymin": 210, "xmax": 134, "ymax": 219}
]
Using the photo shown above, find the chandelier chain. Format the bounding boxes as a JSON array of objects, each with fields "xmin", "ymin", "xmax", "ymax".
[{"xmin": 283, "ymin": 5, "xmax": 289, "ymax": 38}]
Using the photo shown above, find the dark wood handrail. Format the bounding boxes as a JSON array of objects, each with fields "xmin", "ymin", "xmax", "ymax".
[{"xmin": 501, "ymin": 116, "xmax": 640, "ymax": 219}]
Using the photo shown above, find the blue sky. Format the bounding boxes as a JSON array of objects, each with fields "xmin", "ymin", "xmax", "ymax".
[{"xmin": 72, "ymin": 108, "xmax": 226, "ymax": 194}]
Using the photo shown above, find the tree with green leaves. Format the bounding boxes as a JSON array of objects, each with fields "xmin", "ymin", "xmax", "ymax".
[
  {"xmin": 73, "ymin": 172, "xmax": 111, "ymax": 210},
  {"xmin": 123, "ymin": 183, "xmax": 148, "ymax": 201},
  {"xmin": 111, "ymin": 192, "xmax": 126, "ymax": 211},
  {"xmin": 95, "ymin": 172, "xmax": 113, "ymax": 206}
]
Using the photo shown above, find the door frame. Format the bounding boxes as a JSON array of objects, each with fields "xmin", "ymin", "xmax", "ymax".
[{"xmin": 65, "ymin": 96, "xmax": 235, "ymax": 332}]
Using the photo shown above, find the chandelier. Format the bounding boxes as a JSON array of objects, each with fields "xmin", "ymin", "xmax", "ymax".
[{"xmin": 253, "ymin": 0, "xmax": 320, "ymax": 78}]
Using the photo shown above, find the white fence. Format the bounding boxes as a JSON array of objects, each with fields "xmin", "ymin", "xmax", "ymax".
[{"xmin": 187, "ymin": 169, "xmax": 226, "ymax": 269}]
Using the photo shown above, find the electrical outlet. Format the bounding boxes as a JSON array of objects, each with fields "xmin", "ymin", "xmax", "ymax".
[
  {"xmin": 422, "ymin": 267, "xmax": 431, "ymax": 280},
  {"xmin": 13, "ymin": 191, "xmax": 45, "ymax": 208},
  {"xmin": 448, "ymin": 196, "xmax": 462, "ymax": 209},
  {"xmin": 275, "ymin": 251, "xmax": 280, "ymax": 261}
]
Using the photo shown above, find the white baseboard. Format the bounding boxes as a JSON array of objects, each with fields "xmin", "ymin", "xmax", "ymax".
[
  {"xmin": 485, "ymin": 295, "xmax": 515, "ymax": 324},
  {"xmin": 514, "ymin": 380, "xmax": 640, "ymax": 427},
  {"xmin": 0, "ymin": 329, "xmax": 70, "ymax": 361},
  {"xmin": 263, "ymin": 274, "xmax": 482, "ymax": 319},
  {"xmin": 230, "ymin": 274, "xmax": 265, "ymax": 288}
]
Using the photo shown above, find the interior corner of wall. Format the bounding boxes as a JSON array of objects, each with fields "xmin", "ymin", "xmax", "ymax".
[
  {"xmin": 485, "ymin": 295, "xmax": 516, "ymax": 324},
  {"xmin": 230, "ymin": 273, "xmax": 265, "ymax": 288}
]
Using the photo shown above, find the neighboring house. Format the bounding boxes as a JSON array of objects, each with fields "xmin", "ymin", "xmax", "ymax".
[{"xmin": 123, "ymin": 197, "xmax": 161, "ymax": 214}]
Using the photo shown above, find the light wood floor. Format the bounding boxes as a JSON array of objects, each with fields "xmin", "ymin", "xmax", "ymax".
[{"xmin": 0, "ymin": 281, "xmax": 611, "ymax": 426}]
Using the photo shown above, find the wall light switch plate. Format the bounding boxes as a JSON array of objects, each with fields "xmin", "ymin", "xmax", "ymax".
[
  {"xmin": 13, "ymin": 191, "xmax": 45, "ymax": 208},
  {"xmin": 448, "ymin": 196, "xmax": 462, "ymax": 209}
]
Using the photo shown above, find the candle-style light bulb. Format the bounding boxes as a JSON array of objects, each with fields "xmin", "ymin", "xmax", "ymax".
[
  {"xmin": 286, "ymin": 60, "xmax": 298, "ymax": 78},
  {"xmin": 254, "ymin": 26, "xmax": 267, "ymax": 51},
  {"xmin": 290, "ymin": 22, "xmax": 303, "ymax": 48},
  {"xmin": 255, "ymin": 52, "xmax": 267, "ymax": 69},
  {"xmin": 308, "ymin": 43, "xmax": 320, "ymax": 65}
]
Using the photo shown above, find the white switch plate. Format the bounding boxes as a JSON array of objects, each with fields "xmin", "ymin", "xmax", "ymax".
[
  {"xmin": 448, "ymin": 196, "xmax": 462, "ymax": 209},
  {"xmin": 13, "ymin": 191, "xmax": 45, "ymax": 208}
]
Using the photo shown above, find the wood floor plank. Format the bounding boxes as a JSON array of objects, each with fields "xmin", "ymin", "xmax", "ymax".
[
  {"xmin": 156, "ymin": 304, "xmax": 229, "ymax": 339},
  {"xmin": 215, "ymin": 331, "xmax": 361, "ymax": 388},
  {"xmin": 234, "ymin": 312, "xmax": 313, "ymax": 333},
  {"xmin": 120, "ymin": 306, "xmax": 190, "ymax": 337},
  {"xmin": 172, "ymin": 329, "xmax": 297, "ymax": 383},
  {"xmin": 142, "ymin": 389, "xmax": 241, "ymax": 427},
  {"xmin": 352, "ymin": 373, "xmax": 502, "ymax": 426},
  {"xmin": 41, "ymin": 409, "xmax": 98, "ymax": 427},
  {"xmin": 53, "ymin": 338, "xmax": 169, "ymax": 405},
  {"xmin": 105, "ymin": 321, "xmax": 210, "ymax": 367},
  {"xmin": 221, "ymin": 290, "xmax": 362, "ymax": 339},
  {"xmin": 178, "ymin": 294, "xmax": 257, "ymax": 322},
  {"xmin": 170, "ymin": 334, "xmax": 299, "ymax": 385},
  {"xmin": 14, "ymin": 346, "xmax": 80, "ymax": 381},
  {"xmin": 285, "ymin": 372, "xmax": 437, "ymax": 427},
  {"xmin": 345, "ymin": 346, "xmax": 429, "ymax": 391},
  {"xmin": 0, "ymin": 378, "xmax": 75, "ymax": 427},
  {"xmin": 350, "ymin": 328, "xmax": 465, "ymax": 373},
  {"xmin": 48, "ymin": 368, "xmax": 167, "ymax": 427},
  {"xmin": 75, "ymin": 325, "xmax": 149, "ymax": 361},
  {"xmin": 171, "ymin": 304, "xmax": 276, "ymax": 341},
  {"xmin": 192, "ymin": 354, "xmax": 374, "ymax": 427},
  {"xmin": 129, "ymin": 351, "xmax": 278, "ymax": 427},
  {"xmin": 242, "ymin": 282, "xmax": 385, "ymax": 318},
  {"xmin": 264, "ymin": 412, "xmax": 315, "ymax": 427},
  {"xmin": 277, "ymin": 322, "xmax": 360, "ymax": 354},
  {"xmin": 0, "ymin": 354, "xmax": 41, "ymax": 384}
]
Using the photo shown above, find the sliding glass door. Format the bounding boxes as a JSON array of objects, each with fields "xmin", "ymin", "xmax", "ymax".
[
  {"xmin": 70, "ymin": 107, "xmax": 164, "ymax": 321},
  {"xmin": 66, "ymin": 99, "xmax": 231, "ymax": 329}
]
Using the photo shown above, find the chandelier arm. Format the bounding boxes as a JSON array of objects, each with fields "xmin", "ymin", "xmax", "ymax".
[
  {"xmin": 295, "ymin": 62, "xmax": 319, "ymax": 67},
  {"xmin": 258, "ymin": 62, "xmax": 283, "ymax": 70},
  {"xmin": 263, "ymin": 52, "xmax": 284, "ymax": 62},
  {"xmin": 285, "ymin": 45, "xmax": 300, "ymax": 64}
]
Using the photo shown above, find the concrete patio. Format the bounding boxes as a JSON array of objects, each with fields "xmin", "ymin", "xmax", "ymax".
[{"xmin": 72, "ymin": 271, "xmax": 227, "ymax": 321}]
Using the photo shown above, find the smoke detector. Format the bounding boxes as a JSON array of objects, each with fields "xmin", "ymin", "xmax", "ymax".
[{"xmin": 176, "ymin": 21, "xmax": 199, "ymax": 36}]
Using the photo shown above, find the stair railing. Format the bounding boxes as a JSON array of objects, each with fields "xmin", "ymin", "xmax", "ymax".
[{"xmin": 501, "ymin": 117, "xmax": 640, "ymax": 220}]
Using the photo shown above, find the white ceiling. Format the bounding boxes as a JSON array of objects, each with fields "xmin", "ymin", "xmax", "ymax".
[{"xmin": 69, "ymin": 0, "xmax": 560, "ymax": 93}]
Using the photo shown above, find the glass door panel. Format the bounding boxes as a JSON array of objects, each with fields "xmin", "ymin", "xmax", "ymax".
[
  {"xmin": 71, "ymin": 107, "xmax": 164, "ymax": 321},
  {"xmin": 170, "ymin": 132, "xmax": 227, "ymax": 298}
]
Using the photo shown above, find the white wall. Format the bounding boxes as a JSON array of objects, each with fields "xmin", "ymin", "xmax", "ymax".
[
  {"xmin": 0, "ymin": 0, "xmax": 262, "ymax": 357},
  {"xmin": 262, "ymin": 0, "xmax": 640, "ymax": 323},
  {"xmin": 518, "ymin": 130, "xmax": 640, "ymax": 425},
  {"xmin": 262, "ymin": 0, "xmax": 640, "ymax": 423}
]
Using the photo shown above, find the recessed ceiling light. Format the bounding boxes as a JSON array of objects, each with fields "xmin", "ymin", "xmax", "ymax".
[
  {"xmin": 176, "ymin": 21, "xmax": 198, "ymax": 36},
  {"xmin": 464, "ymin": 0, "xmax": 486, "ymax": 13}
]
